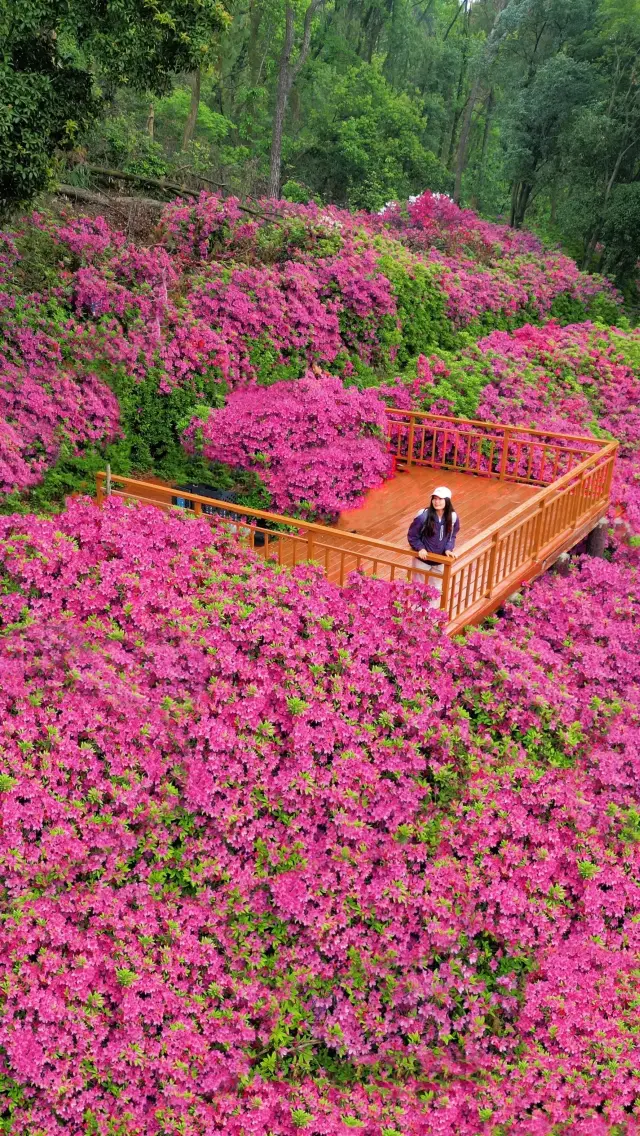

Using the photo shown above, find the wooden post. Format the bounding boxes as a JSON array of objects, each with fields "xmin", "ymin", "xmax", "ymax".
[
  {"xmin": 603, "ymin": 451, "xmax": 616, "ymax": 501},
  {"xmin": 554, "ymin": 551, "xmax": 571, "ymax": 577},
  {"xmin": 532, "ymin": 498, "xmax": 546, "ymax": 561},
  {"xmin": 406, "ymin": 416, "xmax": 415, "ymax": 468},
  {"xmin": 440, "ymin": 561, "xmax": 452, "ymax": 614},
  {"xmin": 499, "ymin": 427, "xmax": 512, "ymax": 480},
  {"xmin": 307, "ymin": 529, "xmax": 315, "ymax": 562},
  {"xmin": 106, "ymin": 463, "xmax": 112, "ymax": 497},
  {"xmin": 586, "ymin": 517, "xmax": 608, "ymax": 559},
  {"xmin": 486, "ymin": 531, "xmax": 500, "ymax": 596},
  {"xmin": 95, "ymin": 473, "xmax": 104, "ymax": 506}
]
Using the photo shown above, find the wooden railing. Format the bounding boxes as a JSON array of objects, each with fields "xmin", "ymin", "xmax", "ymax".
[
  {"xmin": 386, "ymin": 408, "xmax": 603, "ymax": 486},
  {"xmin": 441, "ymin": 440, "xmax": 617, "ymax": 630},
  {"xmin": 95, "ymin": 471, "xmax": 448, "ymax": 590},
  {"xmin": 95, "ymin": 415, "xmax": 617, "ymax": 635}
]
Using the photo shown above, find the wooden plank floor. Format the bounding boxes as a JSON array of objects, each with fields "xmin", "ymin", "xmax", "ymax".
[
  {"xmin": 335, "ymin": 467, "xmax": 539, "ymax": 552},
  {"xmin": 254, "ymin": 468, "xmax": 539, "ymax": 585}
]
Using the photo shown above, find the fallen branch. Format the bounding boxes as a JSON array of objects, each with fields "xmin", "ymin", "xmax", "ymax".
[
  {"xmin": 56, "ymin": 184, "xmax": 165, "ymax": 211},
  {"xmin": 171, "ymin": 166, "xmax": 229, "ymax": 189},
  {"xmin": 57, "ymin": 175, "xmax": 286, "ymax": 226},
  {"xmin": 85, "ymin": 165, "xmax": 198, "ymax": 198}
]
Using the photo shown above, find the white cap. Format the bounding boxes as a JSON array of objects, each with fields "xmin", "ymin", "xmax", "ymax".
[{"xmin": 431, "ymin": 486, "xmax": 452, "ymax": 500}]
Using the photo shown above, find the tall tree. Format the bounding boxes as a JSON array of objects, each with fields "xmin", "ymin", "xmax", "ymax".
[
  {"xmin": 268, "ymin": 0, "xmax": 324, "ymax": 199},
  {"xmin": 0, "ymin": 0, "xmax": 230, "ymax": 213},
  {"xmin": 182, "ymin": 71, "xmax": 202, "ymax": 149}
]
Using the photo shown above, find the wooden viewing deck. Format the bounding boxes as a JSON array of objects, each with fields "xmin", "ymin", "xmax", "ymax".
[{"xmin": 96, "ymin": 409, "xmax": 617, "ymax": 635}]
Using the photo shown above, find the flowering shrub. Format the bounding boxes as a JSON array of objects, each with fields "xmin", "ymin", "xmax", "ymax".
[
  {"xmin": 183, "ymin": 373, "xmax": 392, "ymax": 516},
  {"xmin": 0, "ymin": 194, "xmax": 625, "ymax": 504},
  {"xmin": 386, "ymin": 321, "xmax": 640, "ymax": 529},
  {"xmin": 405, "ymin": 190, "xmax": 543, "ymax": 259},
  {"xmin": 0, "ymin": 497, "xmax": 638, "ymax": 1133},
  {"xmin": 472, "ymin": 323, "xmax": 640, "ymax": 527},
  {"xmin": 0, "ymin": 187, "xmax": 639, "ymax": 1135},
  {"xmin": 0, "ymin": 298, "xmax": 121, "ymax": 493}
]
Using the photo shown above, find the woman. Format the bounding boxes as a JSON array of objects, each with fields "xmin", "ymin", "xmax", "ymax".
[{"xmin": 407, "ymin": 486, "xmax": 460, "ymax": 604}]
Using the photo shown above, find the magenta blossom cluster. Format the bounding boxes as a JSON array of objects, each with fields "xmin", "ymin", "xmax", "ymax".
[
  {"xmin": 404, "ymin": 190, "xmax": 543, "ymax": 260},
  {"xmin": 0, "ymin": 496, "xmax": 638, "ymax": 1133},
  {"xmin": 425, "ymin": 248, "xmax": 617, "ymax": 328},
  {"xmin": 182, "ymin": 372, "xmax": 392, "ymax": 516},
  {"xmin": 0, "ymin": 195, "xmax": 623, "ymax": 498},
  {"xmin": 474, "ymin": 322, "xmax": 640, "ymax": 528},
  {"xmin": 0, "ymin": 296, "xmax": 121, "ymax": 492}
]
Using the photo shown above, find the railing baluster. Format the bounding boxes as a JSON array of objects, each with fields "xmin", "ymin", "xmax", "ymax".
[
  {"xmin": 499, "ymin": 427, "xmax": 512, "ymax": 480},
  {"xmin": 486, "ymin": 532, "xmax": 500, "ymax": 596},
  {"xmin": 441, "ymin": 561, "xmax": 452, "ymax": 614},
  {"xmin": 406, "ymin": 416, "xmax": 415, "ymax": 468}
]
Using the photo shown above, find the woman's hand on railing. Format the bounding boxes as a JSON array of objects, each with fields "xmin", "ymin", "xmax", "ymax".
[{"xmin": 445, "ymin": 550, "xmax": 455, "ymax": 559}]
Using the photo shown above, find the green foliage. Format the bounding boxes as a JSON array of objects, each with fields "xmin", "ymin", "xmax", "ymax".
[
  {"xmin": 601, "ymin": 183, "xmax": 640, "ymax": 303},
  {"xmin": 281, "ymin": 180, "xmax": 321, "ymax": 205},
  {"xmin": 0, "ymin": 1073, "xmax": 25, "ymax": 1133},
  {"xmin": 84, "ymin": 114, "xmax": 169, "ymax": 179},
  {"xmin": 0, "ymin": 0, "xmax": 230, "ymax": 214},
  {"xmin": 155, "ymin": 88, "xmax": 231, "ymax": 144},
  {"xmin": 0, "ymin": 21, "xmax": 95, "ymax": 214},
  {"xmin": 6, "ymin": 226, "xmax": 73, "ymax": 294},
  {"xmin": 298, "ymin": 64, "xmax": 452, "ymax": 212},
  {"xmin": 376, "ymin": 247, "xmax": 457, "ymax": 364}
]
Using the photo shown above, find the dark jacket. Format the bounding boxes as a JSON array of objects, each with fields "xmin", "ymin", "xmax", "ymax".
[{"xmin": 407, "ymin": 508, "xmax": 459, "ymax": 557}]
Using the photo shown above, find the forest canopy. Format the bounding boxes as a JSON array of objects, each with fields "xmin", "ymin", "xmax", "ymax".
[{"xmin": 1, "ymin": 0, "xmax": 639, "ymax": 299}]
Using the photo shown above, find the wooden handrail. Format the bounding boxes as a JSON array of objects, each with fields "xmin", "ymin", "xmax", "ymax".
[
  {"xmin": 97, "ymin": 439, "xmax": 616, "ymax": 575},
  {"xmin": 95, "ymin": 414, "xmax": 618, "ymax": 632},
  {"xmin": 95, "ymin": 471, "xmax": 449, "ymax": 564},
  {"xmin": 385, "ymin": 407, "xmax": 611, "ymax": 447},
  {"xmin": 448, "ymin": 441, "xmax": 617, "ymax": 569}
]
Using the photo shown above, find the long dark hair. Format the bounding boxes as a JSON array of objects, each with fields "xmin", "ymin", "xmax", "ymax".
[{"xmin": 422, "ymin": 497, "xmax": 454, "ymax": 537}]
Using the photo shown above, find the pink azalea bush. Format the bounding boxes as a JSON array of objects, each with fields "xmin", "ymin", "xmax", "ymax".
[
  {"xmin": 0, "ymin": 189, "xmax": 639, "ymax": 1135},
  {"xmin": 389, "ymin": 322, "xmax": 640, "ymax": 529},
  {"xmin": 182, "ymin": 373, "xmax": 392, "ymax": 516},
  {"xmin": 0, "ymin": 496, "xmax": 639, "ymax": 1133},
  {"xmin": 0, "ymin": 296, "xmax": 121, "ymax": 493},
  {"xmin": 0, "ymin": 194, "xmax": 624, "ymax": 502}
]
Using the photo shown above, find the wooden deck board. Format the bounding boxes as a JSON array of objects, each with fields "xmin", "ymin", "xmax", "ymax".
[
  {"xmin": 254, "ymin": 468, "xmax": 540, "ymax": 585},
  {"xmin": 334, "ymin": 467, "xmax": 539, "ymax": 552}
]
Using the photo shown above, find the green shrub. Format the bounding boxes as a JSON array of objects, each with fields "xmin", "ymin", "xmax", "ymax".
[{"xmin": 376, "ymin": 246, "xmax": 457, "ymax": 363}]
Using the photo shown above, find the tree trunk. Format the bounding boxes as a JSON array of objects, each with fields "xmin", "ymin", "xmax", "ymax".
[
  {"xmin": 453, "ymin": 79, "xmax": 482, "ymax": 203},
  {"xmin": 146, "ymin": 103, "xmax": 155, "ymax": 139},
  {"xmin": 443, "ymin": 48, "xmax": 468, "ymax": 168},
  {"xmin": 510, "ymin": 180, "xmax": 532, "ymax": 228},
  {"xmin": 472, "ymin": 88, "xmax": 494, "ymax": 209},
  {"xmin": 586, "ymin": 518, "xmax": 608, "ymax": 558},
  {"xmin": 268, "ymin": 6, "xmax": 294, "ymax": 199},
  {"xmin": 582, "ymin": 142, "xmax": 629, "ymax": 269},
  {"xmin": 182, "ymin": 70, "xmax": 201, "ymax": 150},
  {"xmin": 248, "ymin": 0, "xmax": 264, "ymax": 83},
  {"xmin": 268, "ymin": 0, "xmax": 322, "ymax": 200},
  {"xmin": 550, "ymin": 183, "xmax": 557, "ymax": 225}
]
